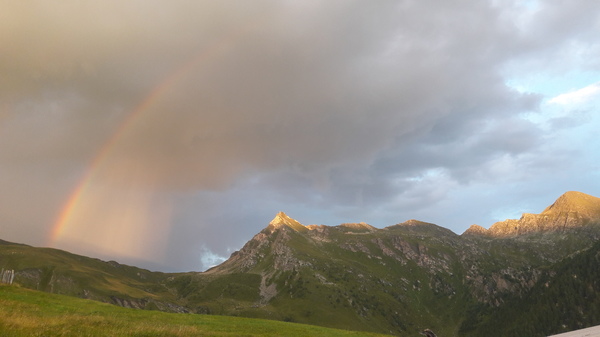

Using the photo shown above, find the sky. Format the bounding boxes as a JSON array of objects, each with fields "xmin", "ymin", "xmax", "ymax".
[{"xmin": 1, "ymin": 0, "xmax": 599, "ymax": 272}]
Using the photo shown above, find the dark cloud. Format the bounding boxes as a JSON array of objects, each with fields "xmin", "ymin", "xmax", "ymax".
[{"xmin": 1, "ymin": 1, "xmax": 537, "ymax": 188}]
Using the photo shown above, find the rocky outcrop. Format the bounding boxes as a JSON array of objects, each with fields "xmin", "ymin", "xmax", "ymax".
[
  {"xmin": 258, "ymin": 272, "xmax": 278, "ymax": 305},
  {"xmin": 465, "ymin": 266, "xmax": 542, "ymax": 306},
  {"xmin": 109, "ymin": 296, "xmax": 190, "ymax": 313},
  {"xmin": 487, "ymin": 212, "xmax": 587, "ymax": 236}
]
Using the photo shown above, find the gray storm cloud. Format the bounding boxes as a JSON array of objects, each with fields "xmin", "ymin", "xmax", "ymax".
[
  {"xmin": 1, "ymin": 1, "xmax": 599, "ymax": 271},
  {"xmin": 1, "ymin": 1, "xmax": 536, "ymax": 189}
]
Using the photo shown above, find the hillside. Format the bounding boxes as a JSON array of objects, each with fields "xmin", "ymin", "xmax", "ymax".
[
  {"xmin": 0, "ymin": 285, "xmax": 389, "ymax": 337},
  {"xmin": 1, "ymin": 191, "xmax": 600, "ymax": 336},
  {"xmin": 459, "ymin": 240, "xmax": 600, "ymax": 336},
  {"xmin": 0, "ymin": 241, "xmax": 184, "ymax": 312}
]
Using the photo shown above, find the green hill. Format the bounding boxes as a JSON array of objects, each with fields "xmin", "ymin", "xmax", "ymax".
[
  {"xmin": 0, "ymin": 240, "xmax": 184, "ymax": 311},
  {"xmin": 0, "ymin": 285, "xmax": 390, "ymax": 337}
]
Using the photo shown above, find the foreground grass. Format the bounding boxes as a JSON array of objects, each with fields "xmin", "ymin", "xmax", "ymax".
[{"xmin": 0, "ymin": 285, "xmax": 391, "ymax": 337}]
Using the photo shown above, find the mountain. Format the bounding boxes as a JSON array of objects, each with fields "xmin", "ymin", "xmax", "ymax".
[
  {"xmin": 2, "ymin": 191, "xmax": 600, "ymax": 336},
  {"xmin": 194, "ymin": 192, "xmax": 600, "ymax": 335}
]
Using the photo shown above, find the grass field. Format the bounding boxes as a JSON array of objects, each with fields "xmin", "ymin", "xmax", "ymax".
[{"xmin": 0, "ymin": 285, "xmax": 392, "ymax": 337}]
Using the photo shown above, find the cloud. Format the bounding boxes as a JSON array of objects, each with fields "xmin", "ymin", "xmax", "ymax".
[
  {"xmin": 549, "ymin": 82, "xmax": 600, "ymax": 105},
  {"xmin": 1, "ymin": 1, "xmax": 541, "ymax": 191},
  {"xmin": 199, "ymin": 246, "xmax": 228, "ymax": 271}
]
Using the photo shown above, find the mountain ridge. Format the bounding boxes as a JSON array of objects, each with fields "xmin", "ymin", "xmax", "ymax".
[
  {"xmin": 2, "ymin": 191, "xmax": 600, "ymax": 336},
  {"xmin": 265, "ymin": 191, "xmax": 600, "ymax": 239},
  {"xmin": 464, "ymin": 191, "xmax": 600, "ymax": 237},
  {"xmin": 201, "ymin": 191, "xmax": 600, "ymax": 335}
]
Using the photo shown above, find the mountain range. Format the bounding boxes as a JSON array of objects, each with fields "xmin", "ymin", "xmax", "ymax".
[{"xmin": 2, "ymin": 191, "xmax": 600, "ymax": 336}]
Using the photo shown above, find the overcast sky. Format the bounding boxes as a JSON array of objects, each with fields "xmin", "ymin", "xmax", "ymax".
[{"xmin": 1, "ymin": 1, "xmax": 599, "ymax": 272}]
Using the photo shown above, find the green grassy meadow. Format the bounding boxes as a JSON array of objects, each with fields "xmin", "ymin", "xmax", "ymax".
[{"xmin": 0, "ymin": 285, "xmax": 392, "ymax": 337}]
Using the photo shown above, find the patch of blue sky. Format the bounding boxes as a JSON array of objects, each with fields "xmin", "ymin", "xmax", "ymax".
[
  {"xmin": 506, "ymin": 70, "xmax": 600, "ymax": 100},
  {"xmin": 505, "ymin": 69, "xmax": 600, "ymax": 129}
]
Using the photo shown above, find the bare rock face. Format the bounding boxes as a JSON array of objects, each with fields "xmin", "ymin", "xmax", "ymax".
[{"xmin": 486, "ymin": 191, "xmax": 600, "ymax": 237}]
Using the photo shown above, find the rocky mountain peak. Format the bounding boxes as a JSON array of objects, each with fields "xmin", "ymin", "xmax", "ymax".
[
  {"xmin": 486, "ymin": 191, "xmax": 600, "ymax": 237},
  {"xmin": 268, "ymin": 212, "xmax": 306, "ymax": 232},
  {"xmin": 542, "ymin": 191, "xmax": 600, "ymax": 217}
]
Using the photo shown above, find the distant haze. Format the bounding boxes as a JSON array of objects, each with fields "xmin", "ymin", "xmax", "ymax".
[{"xmin": 1, "ymin": 1, "xmax": 599, "ymax": 271}]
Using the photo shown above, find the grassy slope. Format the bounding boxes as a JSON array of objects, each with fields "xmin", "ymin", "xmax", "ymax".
[
  {"xmin": 0, "ymin": 242, "xmax": 176, "ymax": 304},
  {"xmin": 0, "ymin": 285, "xmax": 391, "ymax": 337}
]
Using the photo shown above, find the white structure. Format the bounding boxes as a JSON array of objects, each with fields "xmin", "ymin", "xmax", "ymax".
[
  {"xmin": 0, "ymin": 269, "xmax": 15, "ymax": 285},
  {"xmin": 548, "ymin": 325, "xmax": 600, "ymax": 337}
]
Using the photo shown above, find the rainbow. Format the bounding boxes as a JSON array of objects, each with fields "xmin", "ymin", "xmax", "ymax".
[
  {"xmin": 49, "ymin": 26, "xmax": 252, "ymax": 247},
  {"xmin": 50, "ymin": 54, "xmax": 192, "ymax": 243}
]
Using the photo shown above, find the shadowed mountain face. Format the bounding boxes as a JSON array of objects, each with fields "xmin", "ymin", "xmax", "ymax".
[{"xmin": 2, "ymin": 192, "xmax": 600, "ymax": 336}]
